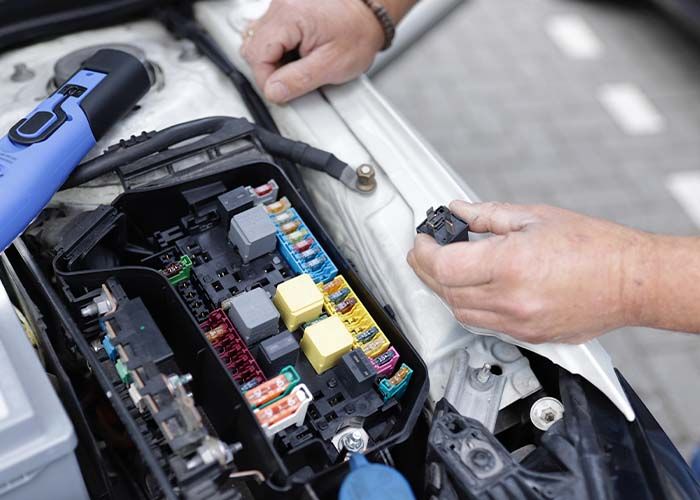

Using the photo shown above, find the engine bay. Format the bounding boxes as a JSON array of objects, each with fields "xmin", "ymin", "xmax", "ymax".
[{"xmin": 1, "ymin": 4, "xmax": 699, "ymax": 500}]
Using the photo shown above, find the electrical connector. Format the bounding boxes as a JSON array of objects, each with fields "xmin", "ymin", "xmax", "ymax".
[
  {"xmin": 245, "ymin": 366, "xmax": 300, "ymax": 408},
  {"xmin": 379, "ymin": 364, "xmax": 413, "ymax": 401},
  {"xmin": 417, "ymin": 206, "xmax": 469, "ymax": 245},
  {"xmin": 163, "ymin": 255, "xmax": 193, "ymax": 285},
  {"xmin": 254, "ymin": 383, "xmax": 313, "ymax": 437}
]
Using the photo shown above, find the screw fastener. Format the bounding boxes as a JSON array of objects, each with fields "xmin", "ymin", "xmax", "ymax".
[
  {"xmin": 356, "ymin": 164, "xmax": 377, "ymax": 192},
  {"xmin": 530, "ymin": 397, "xmax": 565, "ymax": 431}
]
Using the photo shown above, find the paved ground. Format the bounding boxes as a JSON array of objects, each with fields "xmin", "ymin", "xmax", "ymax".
[{"xmin": 374, "ymin": 0, "xmax": 700, "ymax": 458}]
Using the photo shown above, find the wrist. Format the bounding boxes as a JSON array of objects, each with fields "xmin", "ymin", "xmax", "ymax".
[
  {"xmin": 381, "ymin": 0, "xmax": 417, "ymax": 23},
  {"xmin": 619, "ymin": 230, "xmax": 661, "ymax": 328}
]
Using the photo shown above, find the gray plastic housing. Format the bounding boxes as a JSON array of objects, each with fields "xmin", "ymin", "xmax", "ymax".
[
  {"xmin": 0, "ymin": 281, "xmax": 89, "ymax": 500},
  {"xmin": 258, "ymin": 330, "xmax": 300, "ymax": 373},
  {"xmin": 226, "ymin": 288, "xmax": 280, "ymax": 345},
  {"xmin": 228, "ymin": 205, "xmax": 277, "ymax": 263},
  {"xmin": 217, "ymin": 186, "xmax": 255, "ymax": 226}
]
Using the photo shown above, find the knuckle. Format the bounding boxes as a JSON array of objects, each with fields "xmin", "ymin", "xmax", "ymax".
[{"xmin": 510, "ymin": 298, "xmax": 543, "ymax": 322}]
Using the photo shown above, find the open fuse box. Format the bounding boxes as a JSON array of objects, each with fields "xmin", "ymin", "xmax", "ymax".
[{"xmin": 50, "ymin": 132, "xmax": 428, "ymax": 496}]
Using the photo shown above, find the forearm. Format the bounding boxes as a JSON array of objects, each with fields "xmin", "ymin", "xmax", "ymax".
[
  {"xmin": 381, "ymin": 0, "xmax": 418, "ymax": 23},
  {"xmin": 627, "ymin": 235, "xmax": 700, "ymax": 333}
]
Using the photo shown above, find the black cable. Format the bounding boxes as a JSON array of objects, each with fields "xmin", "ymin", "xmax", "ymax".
[
  {"xmin": 63, "ymin": 116, "xmax": 228, "ymax": 189},
  {"xmin": 63, "ymin": 116, "xmax": 354, "ymax": 190},
  {"xmin": 157, "ymin": 6, "xmax": 314, "ymax": 204}
]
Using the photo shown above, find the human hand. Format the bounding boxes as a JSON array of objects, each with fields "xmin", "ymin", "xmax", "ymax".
[
  {"xmin": 241, "ymin": 0, "xmax": 400, "ymax": 103},
  {"xmin": 407, "ymin": 201, "xmax": 656, "ymax": 344}
]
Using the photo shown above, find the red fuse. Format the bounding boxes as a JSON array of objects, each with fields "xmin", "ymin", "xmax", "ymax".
[
  {"xmin": 293, "ymin": 239, "xmax": 313, "ymax": 253},
  {"xmin": 254, "ymin": 184, "xmax": 273, "ymax": 197}
]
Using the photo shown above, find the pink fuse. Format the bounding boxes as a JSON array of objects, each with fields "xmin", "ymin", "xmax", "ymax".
[{"xmin": 372, "ymin": 347, "xmax": 400, "ymax": 377}]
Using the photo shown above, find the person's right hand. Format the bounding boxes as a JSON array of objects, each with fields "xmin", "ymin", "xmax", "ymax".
[
  {"xmin": 407, "ymin": 202, "xmax": 658, "ymax": 344},
  {"xmin": 240, "ymin": 0, "xmax": 386, "ymax": 104}
]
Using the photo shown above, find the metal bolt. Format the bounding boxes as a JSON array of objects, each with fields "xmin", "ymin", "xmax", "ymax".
[
  {"xmin": 178, "ymin": 40, "xmax": 200, "ymax": 62},
  {"xmin": 341, "ymin": 430, "xmax": 365, "ymax": 453},
  {"xmin": 356, "ymin": 164, "xmax": 377, "ymax": 193},
  {"xmin": 468, "ymin": 448, "xmax": 496, "ymax": 472},
  {"xmin": 475, "ymin": 364, "xmax": 492, "ymax": 384},
  {"xmin": 169, "ymin": 373, "xmax": 193, "ymax": 388},
  {"xmin": 11, "ymin": 63, "xmax": 35, "ymax": 82},
  {"xmin": 80, "ymin": 292, "xmax": 115, "ymax": 318},
  {"xmin": 530, "ymin": 397, "xmax": 565, "ymax": 431}
]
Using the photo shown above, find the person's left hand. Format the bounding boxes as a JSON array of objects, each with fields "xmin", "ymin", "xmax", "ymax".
[{"xmin": 407, "ymin": 201, "xmax": 655, "ymax": 344}]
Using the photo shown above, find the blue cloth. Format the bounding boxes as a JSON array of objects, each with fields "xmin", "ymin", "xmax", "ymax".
[{"xmin": 339, "ymin": 454, "xmax": 415, "ymax": 500}]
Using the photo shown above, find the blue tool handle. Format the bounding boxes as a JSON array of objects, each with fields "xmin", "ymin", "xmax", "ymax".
[{"xmin": 0, "ymin": 49, "xmax": 150, "ymax": 251}]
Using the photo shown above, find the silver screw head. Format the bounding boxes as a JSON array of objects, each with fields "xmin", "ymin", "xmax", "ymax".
[
  {"xmin": 530, "ymin": 397, "xmax": 565, "ymax": 431},
  {"xmin": 341, "ymin": 430, "xmax": 365, "ymax": 452}
]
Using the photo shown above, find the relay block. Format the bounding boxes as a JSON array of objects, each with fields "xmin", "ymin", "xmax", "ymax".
[
  {"xmin": 53, "ymin": 163, "xmax": 427, "ymax": 494},
  {"xmin": 417, "ymin": 205, "xmax": 470, "ymax": 245}
]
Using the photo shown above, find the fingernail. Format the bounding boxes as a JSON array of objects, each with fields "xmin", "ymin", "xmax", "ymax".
[{"xmin": 266, "ymin": 81, "xmax": 289, "ymax": 102}]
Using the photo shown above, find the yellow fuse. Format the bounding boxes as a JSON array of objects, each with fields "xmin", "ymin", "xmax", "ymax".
[
  {"xmin": 361, "ymin": 334, "xmax": 390, "ymax": 358},
  {"xmin": 300, "ymin": 316, "xmax": 353, "ymax": 374},
  {"xmin": 273, "ymin": 274, "xmax": 324, "ymax": 331}
]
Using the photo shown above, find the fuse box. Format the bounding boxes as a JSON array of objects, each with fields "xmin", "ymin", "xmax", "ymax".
[{"xmin": 51, "ymin": 159, "xmax": 428, "ymax": 495}]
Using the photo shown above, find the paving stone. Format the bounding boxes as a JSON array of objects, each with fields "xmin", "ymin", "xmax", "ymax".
[{"xmin": 374, "ymin": 0, "xmax": 700, "ymax": 457}]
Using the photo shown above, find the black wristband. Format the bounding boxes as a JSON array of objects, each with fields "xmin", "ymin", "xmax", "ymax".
[{"xmin": 358, "ymin": 0, "xmax": 396, "ymax": 50}]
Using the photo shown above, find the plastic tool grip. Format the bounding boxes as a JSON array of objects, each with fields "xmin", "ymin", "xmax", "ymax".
[{"xmin": 0, "ymin": 49, "xmax": 150, "ymax": 251}]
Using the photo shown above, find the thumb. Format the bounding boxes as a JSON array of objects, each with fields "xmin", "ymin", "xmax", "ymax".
[
  {"xmin": 449, "ymin": 200, "xmax": 539, "ymax": 235},
  {"xmin": 263, "ymin": 45, "xmax": 336, "ymax": 103}
]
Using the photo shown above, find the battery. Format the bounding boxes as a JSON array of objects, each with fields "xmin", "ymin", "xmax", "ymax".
[{"xmin": 0, "ymin": 281, "xmax": 88, "ymax": 500}]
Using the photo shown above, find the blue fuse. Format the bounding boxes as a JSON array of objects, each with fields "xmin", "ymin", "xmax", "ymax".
[
  {"xmin": 102, "ymin": 336, "xmax": 118, "ymax": 361},
  {"xmin": 329, "ymin": 288, "xmax": 351, "ymax": 303},
  {"xmin": 299, "ymin": 248, "xmax": 319, "ymax": 261},
  {"xmin": 355, "ymin": 326, "xmax": 379, "ymax": 344},
  {"xmin": 306, "ymin": 256, "xmax": 326, "ymax": 271}
]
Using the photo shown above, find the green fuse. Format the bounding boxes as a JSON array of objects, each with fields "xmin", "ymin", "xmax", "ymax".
[
  {"xmin": 115, "ymin": 359, "xmax": 131, "ymax": 385},
  {"xmin": 378, "ymin": 363, "xmax": 412, "ymax": 401},
  {"xmin": 164, "ymin": 255, "xmax": 192, "ymax": 285}
]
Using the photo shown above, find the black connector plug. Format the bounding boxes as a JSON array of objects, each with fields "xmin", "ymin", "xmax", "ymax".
[{"xmin": 416, "ymin": 206, "xmax": 469, "ymax": 245}]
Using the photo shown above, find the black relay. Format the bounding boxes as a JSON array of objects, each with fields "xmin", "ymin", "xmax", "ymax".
[{"xmin": 417, "ymin": 206, "xmax": 469, "ymax": 245}]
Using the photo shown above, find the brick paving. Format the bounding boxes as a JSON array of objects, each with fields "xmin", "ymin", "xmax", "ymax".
[{"xmin": 374, "ymin": 0, "xmax": 700, "ymax": 458}]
